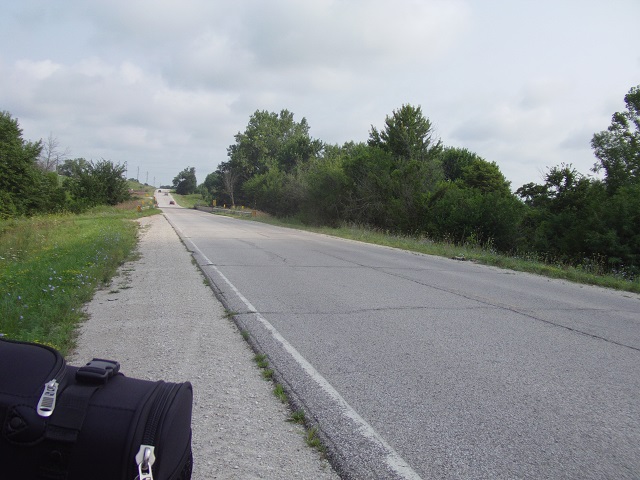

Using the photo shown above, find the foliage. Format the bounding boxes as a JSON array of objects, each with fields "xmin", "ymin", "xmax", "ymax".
[
  {"xmin": 58, "ymin": 157, "xmax": 90, "ymax": 177},
  {"xmin": 516, "ymin": 163, "xmax": 639, "ymax": 276},
  {"xmin": 0, "ymin": 111, "xmax": 62, "ymax": 218},
  {"xmin": 198, "ymin": 164, "xmax": 245, "ymax": 207},
  {"xmin": 427, "ymin": 181, "xmax": 524, "ymax": 251},
  {"xmin": 172, "ymin": 166, "xmax": 197, "ymax": 195},
  {"xmin": 341, "ymin": 142, "xmax": 397, "ymax": 229},
  {"xmin": 440, "ymin": 147, "xmax": 512, "ymax": 194},
  {"xmin": 198, "ymin": 171, "xmax": 222, "ymax": 205},
  {"xmin": 508, "ymin": 86, "xmax": 640, "ymax": 274},
  {"xmin": 243, "ymin": 165, "xmax": 304, "ymax": 216},
  {"xmin": 227, "ymin": 109, "xmax": 323, "ymax": 206},
  {"xmin": 365, "ymin": 105, "xmax": 446, "ymax": 233},
  {"xmin": 160, "ymin": 87, "xmax": 640, "ymax": 275},
  {"xmin": 1, "ymin": 112, "xmax": 134, "ymax": 218},
  {"xmin": 218, "ymin": 106, "xmax": 526, "ymax": 255},
  {"xmin": 299, "ymin": 154, "xmax": 349, "ymax": 226},
  {"xmin": 369, "ymin": 104, "xmax": 442, "ymax": 162},
  {"xmin": 62, "ymin": 159, "xmax": 130, "ymax": 211},
  {"xmin": 591, "ymin": 85, "xmax": 640, "ymax": 193}
]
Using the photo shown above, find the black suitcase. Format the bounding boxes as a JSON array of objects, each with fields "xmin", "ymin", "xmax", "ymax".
[{"xmin": 0, "ymin": 338, "xmax": 193, "ymax": 480}]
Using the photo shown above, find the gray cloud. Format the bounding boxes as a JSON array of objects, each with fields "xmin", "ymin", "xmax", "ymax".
[{"xmin": 1, "ymin": 0, "xmax": 638, "ymax": 188}]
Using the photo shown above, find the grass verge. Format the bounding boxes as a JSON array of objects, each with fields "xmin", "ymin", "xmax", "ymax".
[
  {"xmin": 0, "ymin": 206, "xmax": 159, "ymax": 354},
  {"xmin": 170, "ymin": 193, "xmax": 205, "ymax": 209}
]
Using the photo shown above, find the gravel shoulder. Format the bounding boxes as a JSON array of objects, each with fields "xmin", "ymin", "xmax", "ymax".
[{"xmin": 68, "ymin": 213, "xmax": 339, "ymax": 479}]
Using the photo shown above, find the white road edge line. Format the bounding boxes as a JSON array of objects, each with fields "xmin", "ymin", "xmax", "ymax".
[{"xmin": 184, "ymin": 237, "xmax": 422, "ymax": 480}]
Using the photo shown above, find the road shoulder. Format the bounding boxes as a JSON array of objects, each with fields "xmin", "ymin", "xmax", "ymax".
[{"xmin": 69, "ymin": 213, "xmax": 338, "ymax": 479}]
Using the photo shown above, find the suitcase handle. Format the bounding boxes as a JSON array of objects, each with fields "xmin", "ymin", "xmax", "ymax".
[
  {"xmin": 76, "ymin": 358, "xmax": 120, "ymax": 384},
  {"xmin": 41, "ymin": 360, "xmax": 122, "ymax": 478}
]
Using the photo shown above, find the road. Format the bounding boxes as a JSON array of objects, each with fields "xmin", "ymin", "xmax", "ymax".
[{"xmin": 159, "ymin": 196, "xmax": 640, "ymax": 479}]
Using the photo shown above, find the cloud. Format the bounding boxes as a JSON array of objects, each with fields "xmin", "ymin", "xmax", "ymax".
[
  {"xmin": 518, "ymin": 78, "xmax": 570, "ymax": 110},
  {"xmin": 242, "ymin": 0, "xmax": 470, "ymax": 67},
  {"xmin": 1, "ymin": 0, "xmax": 638, "ymax": 189}
]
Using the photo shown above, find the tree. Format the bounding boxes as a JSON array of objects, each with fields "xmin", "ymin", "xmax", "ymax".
[
  {"xmin": 62, "ymin": 159, "xmax": 129, "ymax": 210},
  {"xmin": 0, "ymin": 111, "xmax": 48, "ymax": 217},
  {"xmin": 227, "ymin": 109, "xmax": 323, "ymax": 186},
  {"xmin": 591, "ymin": 85, "xmax": 640, "ymax": 193},
  {"xmin": 516, "ymin": 164, "xmax": 606, "ymax": 262},
  {"xmin": 58, "ymin": 157, "xmax": 90, "ymax": 177},
  {"xmin": 172, "ymin": 167, "xmax": 197, "ymax": 195},
  {"xmin": 200, "ymin": 171, "xmax": 221, "ymax": 202},
  {"xmin": 300, "ymin": 154, "xmax": 349, "ymax": 226},
  {"xmin": 243, "ymin": 165, "xmax": 304, "ymax": 216},
  {"xmin": 427, "ymin": 182, "xmax": 524, "ymax": 251},
  {"xmin": 90, "ymin": 160, "xmax": 130, "ymax": 205},
  {"xmin": 368, "ymin": 104, "xmax": 442, "ymax": 162},
  {"xmin": 440, "ymin": 147, "xmax": 477, "ymax": 182},
  {"xmin": 440, "ymin": 147, "xmax": 511, "ymax": 195},
  {"xmin": 426, "ymin": 148, "xmax": 520, "ymax": 250},
  {"xmin": 341, "ymin": 143, "xmax": 397, "ymax": 229},
  {"xmin": 38, "ymin": 133, "xmax": 70, "ymax": 172},
  {"xmin": 366, "ymin": 105, "xmax": 444, "ymax": 232},
  {"xmin": 215, "ymin": 162, "xmax": 241, "ymax": 207}
]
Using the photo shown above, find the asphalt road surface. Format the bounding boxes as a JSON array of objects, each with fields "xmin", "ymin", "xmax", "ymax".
[{"xmin": 161, "ymin": 201, "xmax": 640, "ymax": 480}]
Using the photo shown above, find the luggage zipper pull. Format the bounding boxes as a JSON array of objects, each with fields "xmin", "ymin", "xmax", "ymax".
[
  {"xmin": 37, "ymin": 379, "xmax": 59, "ymax": 417},
  {"xmin": 135, "ymin": 445, "xmax": 156, "ymax": 480}
]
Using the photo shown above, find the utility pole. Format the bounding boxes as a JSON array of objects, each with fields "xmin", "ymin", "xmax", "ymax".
[{"xmin": 137, "ymin": 166, "xmax": 139, "ymax": 182}]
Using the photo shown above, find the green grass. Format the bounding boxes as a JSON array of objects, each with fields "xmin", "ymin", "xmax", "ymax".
[
  {"xmin": 274, "ymin": 383, "xmax": 288, "ymax": 403},
  {"xmin": 248, "ymin": 217, "xmax": 640, "ymax": 294},
  {"xmin": 0, "ymin": 206, "xmax": 159, "ymax": 354},
  {"xmin": 253, "ymin": 353, "xmax": 269, "ymax": 369},
  {"xmin": 170, "ymin": 193, "xmax": 206, "ymax": 209},
  {"xmin": 289, "ymin": 409, "xmax": 306, "ymax": 424},
  {"xmin": 305, "ymin": 426, "xmax": 326, "ymax": 453}
]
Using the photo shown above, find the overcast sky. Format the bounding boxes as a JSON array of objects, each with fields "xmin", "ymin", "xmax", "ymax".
[{"xmin": 1, "ymin": 1, "xmax": 639, "ymax": 189}]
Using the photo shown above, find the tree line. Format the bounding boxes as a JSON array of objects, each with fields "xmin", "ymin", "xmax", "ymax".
[
  {"xmin": 3, "ymin": 82, "xmax": 637, "ymax": 278},
  {"xmin": 0, "ymin": 111, "xmax": 130, "ymax": 218},
  {"xmin": 190, "ymin": 86, "xmax": 639, "ymax": 277}
]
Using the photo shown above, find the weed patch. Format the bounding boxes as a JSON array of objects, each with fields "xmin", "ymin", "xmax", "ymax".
[
  {"xmin": 289, "ymin": 409, "xmax": 305, "ymax": 424},
  {"xmin": 274, "ymin": 383, "xmax": 287, "ymax": 403},
  {"xmin": 305, "ymin": 426, "xmax": 326, "ymax": 453},
  {"xmin": 253, "ymin": 353, "xmax": 269, "ymax": 369}
]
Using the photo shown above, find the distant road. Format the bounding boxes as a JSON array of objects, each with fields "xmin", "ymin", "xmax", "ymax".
[{"xmin": 164, "ymin": 207, "xmax": 640, "ymax": 480}]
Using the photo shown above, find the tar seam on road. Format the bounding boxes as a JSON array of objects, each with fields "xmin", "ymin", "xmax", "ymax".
[{"xmin": 179, "ymin": 230, "xmax": 423, "ymax": 480}]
